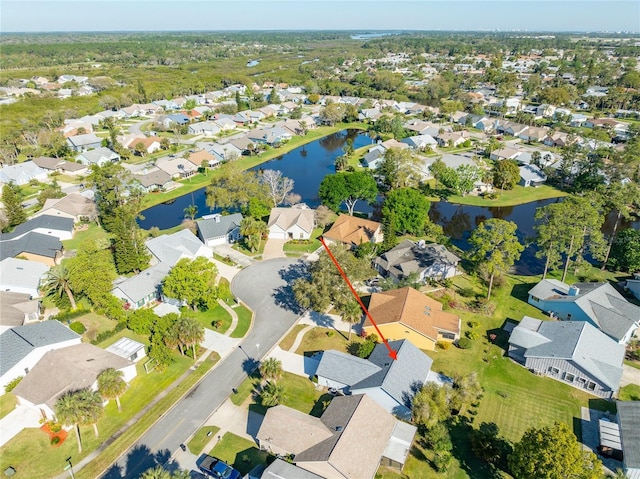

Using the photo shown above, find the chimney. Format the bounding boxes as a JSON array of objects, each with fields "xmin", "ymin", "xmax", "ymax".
[
  {"xmin": 568, "ymin": 286, "xmax": 580, "ymax": 297},
  {"xmin": 214, "ymin": 214, "xmax": 221, "ymax": 223}
]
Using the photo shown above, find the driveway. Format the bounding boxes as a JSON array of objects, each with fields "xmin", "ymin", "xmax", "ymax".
[
  {"xmin": 262, "ymin": 238, "xmax": 286, "ymax": 260},
  {"xmin": 93, "ymin": 258, "xmax": 305, "ymax": 479},
  {"xmin": 620, "ymin": 364, "xmax": 640, "ymax": 387},
  {"xmin": 212, "ymin": 244, "xmax": 253, "ymax": 268}
]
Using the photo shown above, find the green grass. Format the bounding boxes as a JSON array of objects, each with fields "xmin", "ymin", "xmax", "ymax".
[
  {"xmin": 187, "ymin": 426, "xmax": 220, "ymax": 455},
  {"xmin": 208, "ymin": 432, "xmax": 270, "ymax": 476},
  {"xmin": 62, "ymin": 223, "xmax": 111, "ymax": 250},
  {"xmin": 230, "ymin": 305, "xmax": 252, "ymax": 339},
  {"xmin": 295, "ymin": 326, "xmax": 363, "ymax": 355},
  {"xmin": 624, "ymin": 360, "xmax": 640, "ymax": 370},
  {"xmin": 0, "ymin": 353, "xmax": 218, "ymax": 479},
  {"xmin": 74, "ymin": 311, "xmax": 117, "ymax": 342},
  {"xmin": 0, "ymin": 394, "xmax": 17, "ymax": 420},
  {"xmin": 279, "ymin": 324, "xmax": 308, "ymax": 351},
  {"xmin": 282, "ymin": 227, "xmax": 324, "ymax": 256},
  {"xmin": 446, "ymin": 185, "xmax": 568, "ymax": 207},
  {"xmin": 188, "ymin": 304, "xmax": 233, "ymax": 334},
  {"xmin": 619, "ymin": 384, "xmax": 640, "ymax": 401}
]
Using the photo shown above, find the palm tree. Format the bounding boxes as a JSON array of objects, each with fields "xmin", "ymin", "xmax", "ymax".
[
  {"xmin": 55, "ymin": 388, "xmax": 104, "ymax": 452},
  {"xmin": 339, "ymin": 299, "xmax": 363, "ymax": 341},
  {"xmin": 170, "ymin": 469, "xmax": 192, "ymax": 479},
  {"xmin": 140, "ymin": 466, "xmax": 171, "ymax": 479},
  {"xmin": 183, "ymin": 203, "xmax": 198, "ymax": 221},
  {"xmin": 261, "ymin": 381, "xmax": 286, "ymax": 407},
  {"xmin": 176, "ymin": 316, "xmax": 205, "ymax": 360},
  {"xmin": 42, "ymin": 264, "xmax": 77, "ymax": 310},
  {"xmin": 97, "ymin": 368, "xmax": 127, "ymax": 412},
  {"xmin": 259, "ymin": 357, "xmax": 283, "ymax": 384}
]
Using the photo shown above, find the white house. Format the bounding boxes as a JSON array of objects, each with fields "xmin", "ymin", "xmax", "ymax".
[
  {"xmin": 0, "ymin": 258, "xmax": 49, "ymax": 297},
  {"xmin": 76, "ymin": 147, "xmax": 120, "ymax": 166},
  {"xmin": 196, "ymin": 213, "xmax": 243, "ymax": 246},
  {"xmin": 267, "ymin": 204, "xmax": 315, "ymax": 240},
  {"xmin": 0, "ymin": 161, "xmax": 48, "ymax": 185}
]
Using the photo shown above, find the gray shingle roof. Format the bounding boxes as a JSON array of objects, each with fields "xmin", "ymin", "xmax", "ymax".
[
  {"xmin": 0, "ymin": 232, "xmax": 62, "ymax": 260},
  {"xmin": 0, "ymin": 258, "xmax": 49, "ymax": 292},
  {"xmin": 112, "ymin": 262, "xmax": 171, "ymax": 304},
  {"xmin": 196, "ymin": 213, "xmax": 243, "ymax": 241},
  {"xmin": 262, "ymin": 459, "xmax": 324, "ymax": 479},
  {"xmin": 0, "ymin": 214, "xmax": 74, "ymax": 241},
  {"xmin": 527, "ymin": 279, "xmax": 569, "ymax": 299},
  {"xmin": 374, "ymin": 239, "xmax": 460, "ymax": 280},
  {"xmin": 0, "ymin": 321, "xmax": 80, "ymax": 377},
  {"xmin": 617, "ymin": 400, "xmax": 640, "ymax": 469},
  {"xmin": 315, "ymin": 350, "xmax": 382, "ymax": 386},
  {"xmin": 0, "ymin": 291, "xmax": 39, "ymax": 327},
  {"xmin": 145, "ymin": 229, "xmax": 205, "ymax": 266}
]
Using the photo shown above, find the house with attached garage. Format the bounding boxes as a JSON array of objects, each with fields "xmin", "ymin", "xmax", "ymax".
[
  {"xmin": 374, "ymin": 239, "xmax": 461, "ymax": 283},
  {"xmin": 112, "ymin": 262, "xmax": 172, "ymax": 310},
  {"xmin": 0, "ymin": 232, "xmax": 64, "ymax": 266},
  {"xmin": 75, "ymin": 147, "xmax": 120, "ymax": 166},
  {"xmin": 134, "ymin": 168, "xmax": 173, "ymax": 193},
  {"xmin": 188, "ymin": 121, "xmax": 221, "ymax": 137},
  {"xmin": 145, "ymin": 229, "xmax": 211, "ymax": 267},
  {"xmin": 66, "ymin": 133, "xmax": 102, "ymax": 152},
  {"xmin": 1, "ymin": 215, "xmax": 74, "ymax": 242},
  {"xmin": 364, "ymin": 287, "xmax": 461, "ymax": 351},
  {"xmin": 0, "ymin": 161, "xmax": 48, "ymax": 185},
  {"xmin": 12, "ymin": 342, "xmax": 136, "ymax": 421},
  {"xmin": 0, "ymin": 320, "xmax": 81, "ymax": 391},
  {"xmin": 0, "ymin": 258, "xmax": 49, "ymax": 297},
  {"xmin": 31, "ymin": 193, "xmax": 97, "ymax": 223},
  {"xmin": 323, "ymin": 214, "xmax": 383, "ymax": 249},
  {"xmin": 527, "ymin": 279, "xmax": 640, "ymax": 344},
  {"xmin": 0, "ymin": 292, "xmax": 41, "ymax": 333},
  {"xmin": 508, "ymin": 316, "xmax": 624, "ymax": 399},
  {"xmin": 267, "ymin": 204, "xmax": 315, "ymax": 240},
  {"xmin": 315, "ymin": 339, "xmax": 440, "ymax": 419},
  {"xmin": 257, "ymin": 394, "xmax": 417, "ymax": 479},
  {"xmin": 196, "ymin": 213, "xmax": 243, "ymax": 247},
  {"xmin": 519, "ymin": 164, "xmax": 547, "ymax": 187}
]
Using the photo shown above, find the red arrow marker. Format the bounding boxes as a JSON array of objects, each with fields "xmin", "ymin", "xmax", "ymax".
[{"xmin": 319, "ymin": 236, "xmax": 397, "ymax": 361}]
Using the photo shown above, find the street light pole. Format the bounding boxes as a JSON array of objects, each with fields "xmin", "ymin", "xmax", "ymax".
[{"xmin": 64, "ymin": 457, "xmax": 75, "ymax": 479}]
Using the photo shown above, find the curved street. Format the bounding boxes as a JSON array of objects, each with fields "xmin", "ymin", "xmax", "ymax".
[{"xmin": 98, "ymin": 258, "xmax": 305, "ymax": 478}]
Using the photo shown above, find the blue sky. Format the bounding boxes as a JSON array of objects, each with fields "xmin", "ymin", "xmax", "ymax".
[{"xmin": 1, "ymin": 1, "xmax": 639, "ymax": 33}]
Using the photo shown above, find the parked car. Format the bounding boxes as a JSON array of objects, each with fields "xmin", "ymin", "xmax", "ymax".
[
  {"xmin": 365, "ymin": 277, "xmax": 380, "ymax": 286},
  {"xmin": 198, "ymin": 455, "xmax": 241, "ymax": 479}
]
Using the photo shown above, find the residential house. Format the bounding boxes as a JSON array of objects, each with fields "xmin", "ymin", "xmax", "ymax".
[
  {"xmin": 127, "ymin": 137, "xmax": 162, "ymax": 155},
  {"xmin": 208, "ymin": 142, "xmax": 242, "ymax": 164},
  {"xmin": 490, "ymin": 147, "xmax": 521, "ymax": 162},
  {"xmin": 112, "ymin": 262, "xmax": 172, "ymax": 310},
  {"xmin": 134, "ymin": 168, "xmax": 173, "ymax": 192},
  {"xmin": 248, "ymin": 127, "xmax": 292, "ymax": 145},
  {"xmin": 323, "ymin": 214, "xmax": 383, "ymax": 248},
  {"xmin": 261, "ymin": 459, "xmax": 324, "ymax": 479},
  {"xmin": 519, "ymin": 164, "xmax": 547, "ymax": 187},
  {"xmin": 106, "ymin": 337, "xmax": 147, "ymax": 363},
  {"xmin": 401, "ymin": 134, "xmax": 438, "ymax": 151},
  {"xmin": 359, "ymin": 108, "xmax": 383, "ymax": 122},
  {"xmin": 12, "ymin": 343, "xmax": 136, "ymax": 420},
  {"xmin": 213, "ymin": 117, "xmax": 237, "ymax": 131},
  {"xmin": 196, "ymin": 213, "xmax": 243, "ymax": 246},
  {"xmin": 155, "ymin": 156, "xmax": 198, "ymax": 179},
  {"xmin": 364, "ymin": 287, "xmax": 461, "ymax": 351},
  {"xmin": 267, "ymin": 204, "xmax": 315, "ymax": 240},
  {"xmin": 436, "ymin": 131, "xmax": 469, "ymax": 148},
  {"xmin": 257, "ymin": 394, "xmax": 416, "ymax": 479},
  {"xmin": 508, "ymin": 316, "xmax": 624, "ymax": 399},
  {"xmin": 32, "ymin": 193, "xmax": 97, "ymax": 223},
  {"xmin": 474, "ymin": 118, "xmax": 496, "ymax": 133},
  {"xmin": 0, "ymin": 292, "xmax": 40, "ymax": 333},
  {"xmin": 76, "ymin": 147, "xmax": 120, "ymax": 166},
  {"xmin": 380, "ymin": 139, "xmax": 408, "ymax": 151},
  {"xmin": 374, "ymin": 240, "xmax": 461, "ymax": 283},
  {"xmin": 66, "ymin": 133, "xmax": 102, "ymax": 152},
  {"xmin": 0, "ymin": 161, "xmax": 48, "ymax": 185},
  {"xmin": 188, "ymin": 150, "xmax": 215, "ymax": 167},
  {"xmin": 0, "ymin": 258, "xmax": 49, "ymax": 297},
  {"xmin": 162, "ymin": 114, "xmax": 190, "ymax": 128},
  {"xmin": 616, "ymin": 401, "xmax": 640, "ymax": 479},
  {"xmin": 1, "ymin": 215, "xmax": 74, "ymax": 242},
  {"xmin": 362, "ymin": 145, "xmax": 385, "ymax": 169},
  {"xmin": 315, "ymin": 339, "xmax": 434, "ymax": 418},
  {"xmin": 0, "ymin": 321, "xmax": 81, "ymax": 391},
  {"xmin": 145, "ymin": 229, "xmax": 211, "ymax": 266},
  {"xmin": 188, "ymin": 121, "xmax": 221, "ymax": 137},
  {"xmin": 626, "ymin": 273, "xmax": 640, "ymax": 301},
  {"xmin": 543, "ymin": 132, "xmax": 574, "ymax": 148},
  {"xmin": 527, "ymin": 279, "xmax": 640, "ymax": 343},
  {"xmin": 31, "ymin": 156, "xmax": 87, "ymax": 176},
  {"xmin": 0, "ymin": 232, "xmax": 63, "ymax": 266},
  {"xmin": 518, "ymin": 126, "xmax": 549, "ymax": 142}
]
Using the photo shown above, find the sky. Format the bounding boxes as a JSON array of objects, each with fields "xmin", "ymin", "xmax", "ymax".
[{"xmin": 1, "ymin": 0, "xmax": 639, "ymax": 33}]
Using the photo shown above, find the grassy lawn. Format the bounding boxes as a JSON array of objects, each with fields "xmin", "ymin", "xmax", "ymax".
[
  {"xmin": 62, "ymin": 223, "xmax": 111, "ymax": 250},
  {"xmin": 619, "ymin": 384, "xmax": 640, "ymax": 401},
  {"xmin": 0, "ymin": 353, "xmax": 218, "ymax": 479},
  {"xmin": 282, "ymin": 227, "xmax": 324, "ymax": 256},
  {"xmin": 0, "ymin": 394, "xmax": 17, "ymax": 420},
  {"xmin": 208, "ymin": 432, "xmax": 270, "ymax": 476},
  {"xmin": 74, "ymin": 311, "xmax": 117, "ymax": 342},
  {"xmin": 295, "ymin": 326, "xmax": 363, "ymax": 355},
  {"xmin": 447, "ymin": 184, "xmax": 568, "ymax": 207},
  {"xmin": 230, "ymin": 305, "xmax": 252, "ymax": 339},
  {"xmin": 279, "ymin": 324, "xmax": 308, "ymax": 351},
  {"xmin": 188, "ymin": 304, "xmax": 233, "ymax": 334},
  {"xmin": 187, "ymin": 425, "xmax": 220, "ymax": 455},
  {"xmin": 232, "ymin": 240, "xmax": 265, "ymax": 258},
  {"xmin": 624, "ymin": 360, "xmax": 640, "ymax": 370}
]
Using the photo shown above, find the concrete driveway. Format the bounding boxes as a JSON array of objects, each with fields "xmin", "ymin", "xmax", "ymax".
[
  {"xmin": 262, "ymin": 238, "xmax": 286, "ymax": 260},
  {"xmin": 212, "ymin": 244, "xmax": 253, "ymax": 268},
  {"xmin": 620, "ymin": 364, "xmax": 640, "ymax": 387}
]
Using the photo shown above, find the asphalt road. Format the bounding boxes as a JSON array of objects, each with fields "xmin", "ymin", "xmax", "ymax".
[{"xmin": 102, "ymin": 257, "xmax": 305, "ymax": 478}]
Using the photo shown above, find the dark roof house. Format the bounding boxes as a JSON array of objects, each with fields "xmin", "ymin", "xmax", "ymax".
[{"xmin": 374, "ymin": 239, "xmax": 461, "ymax": 282}]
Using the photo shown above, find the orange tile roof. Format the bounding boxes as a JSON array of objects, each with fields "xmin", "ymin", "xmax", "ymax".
[
  {"xmin": 323, "ymin": 214, "xmax": 382, "ymax": 247},
  {"xmin": 365, "ymin": 287, "xmax": 460, "ymax": 341}
]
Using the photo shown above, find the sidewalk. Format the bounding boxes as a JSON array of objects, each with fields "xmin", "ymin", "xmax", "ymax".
[
  {"xmin": 267, "ymin": 346, "xmax": 320, "ymax": 378},
  {"xmin": 218, "ymin": 299, "xmax": 238, "ymax": 336}
]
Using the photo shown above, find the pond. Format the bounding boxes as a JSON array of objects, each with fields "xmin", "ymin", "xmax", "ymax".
[{"xmin": 139, "ymin": 129, "xmax": 639, "ymax": 274}]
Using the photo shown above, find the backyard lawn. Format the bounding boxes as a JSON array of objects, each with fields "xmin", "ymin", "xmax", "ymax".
[
  {"xmin": 208, "ymin": 432, "xmax": 270, "ymax": 476},
  {"xmin": 447, "ymin": 184, "xmax": 568, "ymax": 207},
  {"xmin": 62, "ymin": 223, "xmax": 111, "ymax": 250}
]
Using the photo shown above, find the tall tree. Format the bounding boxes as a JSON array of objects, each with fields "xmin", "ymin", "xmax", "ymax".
[
  {"xmin": 68, "ymin": 239, "xmax": 118, "ymax": 311},
  {"xmin": 378, "ymin": 147, "xmax": 423, "ymax": 190},
  {"xmin": 261, "ymin": 170, "xmax": 294, "ymax": 207},
  {"xmin": 533, "ymin": 202, "xmax": 570, "ymax": 279},
  {"xmin": 206, "ymin": 167, "xmax": 269, "ymax": 213},
  {"xmin": 261, "ymin": 381, "xmax": 286, "ymax": 407},
  {"xmin": 259, "ymin": 357, "xmax": 283, "ymax": 384},
  {"xmin": 240, "ymin": 217, "xmax": 267, "ymax": 252},
  {"xmin": 492, "ymin": 160, "xmax": 520, "ymax": 190},
  {"xmin": 608, "ymin": 228, "xmax": 640, "ymax": 272},
  {"xmin": 87, "ymin": 163, "xmax": 141, "ymax": 232},
  {"xmin": 42, "ymin": 264, "xmax": 77, "ymax": 310},
  {"xmin": 97, "ymin": 368, "xmax": 127, "ymax": 412},
  {"xmin": 162, "ymin": 257, "xmax": 218, "ymax": 311},
  {"xmin": 318, "ymin": 171, "xmax": 378, "ymax": 216},
  {"xmin": 1, "ymin": 183, "xmax": 26, "ymax": 229},
  {"xmin": 600, "ymin": 182, "xmax": 640, "ymax": 268},
  {"xmin": 55, "ymin": 389, "xmax": 104, "ymax": 453},
  {"xmin": 111, "ymin": 205, "xmax": 150, "ymax": 275},
  {"xmin": 337, "ymin": 299, "xmax": 362, "ymax": 341},
  {"xmin": 469, "ymin": 219, "xmax": 523, "ymax": 299},
  {"xmin": 509, "ymin": 422, "xmax": 602, "ymax": 479},
  {"xmin": 412, "ymin": 382, "xmax": 452, "ymax": 430},
  {"xmin": 173, "ymin": 316, "xmax": 205, "ymax": 359},
  {"xmin": 382, "ymin": 187, "xmax": 431, "ymax": 235}
]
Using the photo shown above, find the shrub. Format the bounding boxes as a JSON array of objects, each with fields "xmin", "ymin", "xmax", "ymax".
[
  {"xmin": 326, "ymin": 330, "xmax": 334, "ymax": 337},
  {"xmin": 436, "ymin": 341, "xmax": 452, "ymax": 350},
  {"xmin": 52, "ymin": 309, "xmax": 88, "ymax": 321},
  {"xmin": 459, "ymin": 287, "xmax": 476, "ymax": 298},
  {"xmin": 51, "ymin": 436, "xmax": 60, "ymax": 446},
  {"xmin": 466, "ymin": 330, "xmax": 480, "ymax": 340},
  {"xmin": 4, "ymin": 376, "xmax": 23, "ymax": 393},
  {"xmin": 49, "ymin": 422, "xmax": 62, "ymax": 433},
  {"xmin": 458, "ymin": 337, "xmax": 473, "ymax": 349},
  {"xmin": 91, "ymin": 322, "xmax": 126, "ymax": 345},
  {"xmin": 356, "ymin": 340, "xmax": 376, "ymax": 358},
  {"xmin": 467, "ymin": 320, "xmax": 479, "ymax": 329},
  {"xmin": 69, "ymin": 321, "xmax": 86, "ymax": 334}
]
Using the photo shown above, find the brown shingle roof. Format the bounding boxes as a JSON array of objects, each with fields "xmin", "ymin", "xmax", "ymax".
[
  {"xmin": 366, "ymin": 287, "xmax": 460, "ymax": 341},
  {"xmin": 323, "ymin": 214, "xmax": 382, "ymax": 247}
]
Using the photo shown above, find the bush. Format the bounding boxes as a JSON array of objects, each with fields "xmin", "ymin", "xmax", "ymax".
[
  {"xmin": 91, "ymin": 322, "xmax": 126, "ymax": 345},
  {"xmin": 52, "ymin": 309, "xmax": 88, "ymax": 321},
  {"xmin": 4, "ymin": 376, "xmax": 23, "ymax": 393},
  {"xmin": 51, "ymin": 436, "xmax": 60, "ymax": 446},
  {"xmin": 436, "ymin": 341, "xmax": 452, "ymax": 350},
  {"xmin": 356, "ymin": 340, "xmax": 376, "ymax": 358},
  {"xmin": 458, "ymin": 337, "xmax": 473, "ymax": 349},
  {"xmin": 466, "ymin": 330, "xmax": 480, "ymax": 340},
  {"xmin": 459, "ymin": 287, "xmax": 476, "ymax": 298},
  {"xmin": 467, "ymin": 320, "xmax": 479, "ymax": 329},
  {"xmin": 69, "ymin": 321, "xmax": 86, "ymax": 334}
]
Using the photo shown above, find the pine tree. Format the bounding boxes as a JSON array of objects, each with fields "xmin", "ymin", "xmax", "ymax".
[
  {"xmin": 112, "ymin": 206, "xmax": 150, "ymax": 274},
  {"xmin": 2, "ymin": 183, "xmax": 26, "ymax": 229}
]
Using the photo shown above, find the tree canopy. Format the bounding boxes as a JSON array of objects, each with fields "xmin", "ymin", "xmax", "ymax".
[
  {"xmin": 381, "ymin": 187, "xmax": 431, "ymax": 235},
  {"xmin": 162, "ymin": 257, "xmax": 218, "ymax": 311},
  {"xmin": 318, "ymin": 171, "xmax": 378, "ymax": 216},
  {"xmin": 492, "ymin": 159, "xmax": 521, "ymax": 190}
]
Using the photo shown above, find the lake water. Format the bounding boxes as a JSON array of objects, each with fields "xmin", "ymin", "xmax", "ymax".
[{"xmin": 139, "ymin": 129, "xmax": 639, "ymax": 274}]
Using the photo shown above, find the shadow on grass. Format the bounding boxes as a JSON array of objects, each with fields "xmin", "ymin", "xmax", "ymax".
[
  {"xmin": 231, "ymin": 447, "xmax": 271, "ymax": 475},
  {"xmin": 588, "ymin": 398, "xmax": 617, "ymax": 415},
  {"xmin": 309, "ymin": 393, "xmax": 333, "ymax": 418},
  {"xmin": 486, "ymin": 326, "xmax": 510, "ymax": 352},
  {"xmin": 510, "ymin": 281, "xmax": 538, "ymax": 303},
  {"xmin": 103, "ymin": 444, "xmax": 172, "ymax": 479},
  {"xmin": 449, "ymin": 418, "xmax": 508, "ymax": 479}
]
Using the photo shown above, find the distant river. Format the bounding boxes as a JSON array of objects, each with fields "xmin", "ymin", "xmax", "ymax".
[{"xmin": 138, "ymin": 129, "xmax": 639, "ymax": 274}]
